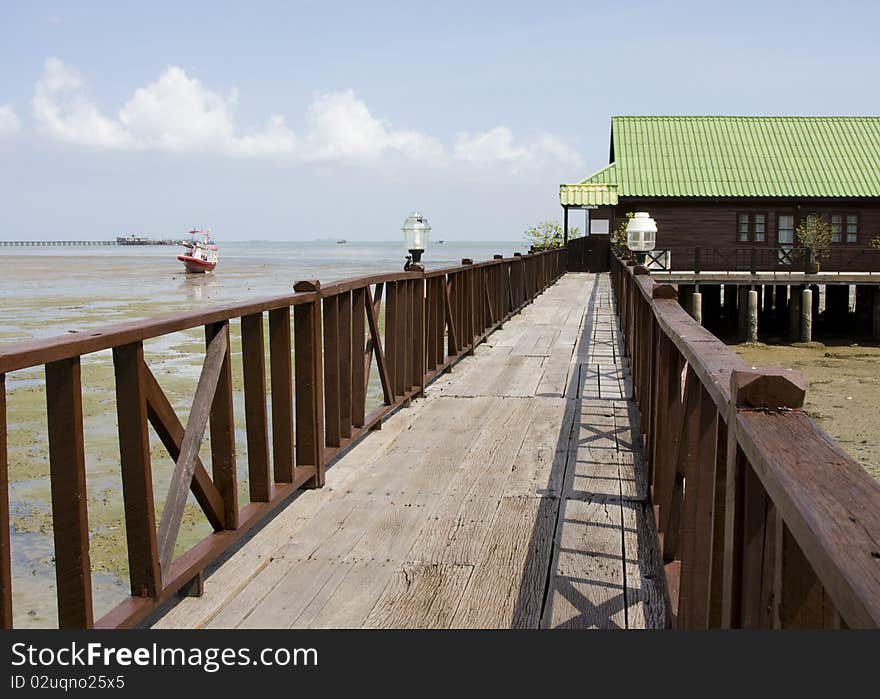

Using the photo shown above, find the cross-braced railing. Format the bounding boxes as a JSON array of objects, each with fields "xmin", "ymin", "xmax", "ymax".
[
  {"xmin": 611, "ymin": 253, "xmax": 880, "ymax": 628},
  {"xmin": 0, "ymin": 248, "xmax": 567, "ymax": 628}
]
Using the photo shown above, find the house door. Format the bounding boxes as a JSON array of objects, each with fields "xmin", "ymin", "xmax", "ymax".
[
  {"xmin": 776, "ymin": 214, "xmax": 795, "ymax": 265},
  {"xmin": 586, "ymin": 218, "xmax": 610, "ymax": 273},
  {"xmin": 585, "ymin": 235, "xmax": 610, "ymax": 272}
]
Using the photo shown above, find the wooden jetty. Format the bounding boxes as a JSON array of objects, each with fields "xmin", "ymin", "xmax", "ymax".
[
  {"xmin": 153, "ymin": 272, "xmax": 662, "ymax": 629},
  {"xmin": 1, "ymin": 248, "xmax": 879, "ymax": 629}
]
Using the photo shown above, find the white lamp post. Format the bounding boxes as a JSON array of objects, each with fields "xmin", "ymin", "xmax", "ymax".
[
  {"xmin": 402, "ymin": 211, "xmax": 431, "ymax": 271},
  {"xmin": 626, "ymin": 211, "xmax": 657, "ymax": 267}
]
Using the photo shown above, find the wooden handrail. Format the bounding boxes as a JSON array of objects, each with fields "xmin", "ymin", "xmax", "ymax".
[
  {"xmin": 610, "ymin": 253, "xmax": 880, "ymax": 628},
  {"xmin": 630, "ymin": 245, "xmax": 880, "ymax": 274},
  {"xmin": 0, "ymin": 248, "xmax": 567, "ymax": 628}
]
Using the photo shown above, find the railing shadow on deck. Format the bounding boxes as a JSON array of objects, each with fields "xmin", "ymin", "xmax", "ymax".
[
  {"xmin": 507, "ymin": 279, "xmax": 605, "ymax": 628},
  {"xmin": 611, "ymin": 252, "xmax": 880, "ymax": 629},
  {"xmin": 511, "ymin": 275, "xmax": 667, "ymax": 629},
  {"xmin": 0, "ymin": 249, "xmax": 567, "ymax": 629}
]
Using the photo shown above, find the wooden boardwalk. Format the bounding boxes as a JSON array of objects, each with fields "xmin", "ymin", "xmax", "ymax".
[{"xmin": 153, "ymin": 272, "xmax": 665, "ymax": 629}]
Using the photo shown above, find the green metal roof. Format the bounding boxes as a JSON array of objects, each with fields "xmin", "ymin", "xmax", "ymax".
[
  {"xmin": 560, "ymin": 163, "xmax": 618, "ymax": 205},
  {"xmin": 561, "ymin": 116, "xmax": 880, "ymax": 202}
]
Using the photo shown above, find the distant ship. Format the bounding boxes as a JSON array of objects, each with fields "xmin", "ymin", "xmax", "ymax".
[
  {"xmin": 336, "ymin": 239, "xmax": 347, "ymax": 244},
  {"xmin": 177, "ymin": 228, "xmax": 218, "ymax": 273}
]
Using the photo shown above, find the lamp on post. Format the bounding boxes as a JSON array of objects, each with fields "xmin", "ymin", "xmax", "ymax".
[
  {"xmin": 402, "ymin": 211, "xmax": 430, "ymax": 271},
  {"xmin": 626, "ymin": 211, "xmax": 657, "ymax": 269}
]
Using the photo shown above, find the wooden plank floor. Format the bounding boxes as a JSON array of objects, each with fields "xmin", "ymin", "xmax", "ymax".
[{"xmin": 153, "ymin": 272, "xmax": 665, "ymax": 629}]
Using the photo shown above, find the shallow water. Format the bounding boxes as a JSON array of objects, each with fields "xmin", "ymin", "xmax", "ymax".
[
  {"xmin": 0, "ymin": 240, "xmax": 525, "ymax": 342},
  {"xmin": 0, "ymin": 239, "xmax": 524, "ymax": 627}
]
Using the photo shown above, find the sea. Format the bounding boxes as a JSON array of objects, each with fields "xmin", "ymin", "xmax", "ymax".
[{"xmin": 0, "ymin": 240, "xmax": 526, "ymax": 343}]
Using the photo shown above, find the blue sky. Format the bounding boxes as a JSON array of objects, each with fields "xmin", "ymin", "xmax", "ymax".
[{"xmin": 1, "ymin": 1, "xmax": 879, "ymax": 241}]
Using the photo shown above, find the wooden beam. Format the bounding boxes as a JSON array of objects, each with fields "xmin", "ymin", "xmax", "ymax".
[
  {"xmin": 444, "ymin": 279, "xmax": 458, "ymax": 354},
  {"xmin": 112, "ymin": 342, "xmax": 161, "ymax": 599},
  {"xmin": 46, "ymin": 357, "xmax": 93, "ymax": 628},
  {"xmin": 677, "ymin": 381, "xmax": 720, "ymax": 628},
  {"xmin": 0, "ymin": 373, "xmax": 11, "ymax": 628},
  {"xmin": 322, "ymin": 294, "xmax": 341, "ymax": 447},
  {"xmin": 338, "ymin": 291, "xmax": 353, "ymax": 437},
  {"xmin": 241, "ymin": 313, "xmax": 271, "ymax": 501},
  {"xmin": 293, "ymin": 281, "xmax": 325, "ymax": 488},
  {"xmin": 365, "ymin": 283, "xmax": 393, "ymax": 405},
  {"xmin": 142, "ymin": 367, "xmax": 225, "ymax": 532},
  {"xmin": 351, "ymin": 286, "xmax": 367, "ymax": 428},
  {"xmin": 156, "ymin": 328, "xmax": 228, "ymax": 575},
  {"xmin": 268, "ymin": 307, "xmax": 294, "ymax": 483},
  {"xmin": 206, "ymin": 321, "xmax": 238, "ymax": 529}
]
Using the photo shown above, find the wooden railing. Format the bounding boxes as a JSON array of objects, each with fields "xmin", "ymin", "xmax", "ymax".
[
  {"xmin": 611, "ymin": 253, "xmax": 880, "ymax": 628},
  {"xmin": 638, "ymin": 245, "xmax": 880, "ymax": 274},
  {"xmin": 0, "ymin": 249, "xmax": 566, "ymax": 629}
]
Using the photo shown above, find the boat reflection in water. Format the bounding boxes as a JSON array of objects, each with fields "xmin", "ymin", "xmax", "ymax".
[{"xmin": 180, "ymin": 272, "xmax": 219, "ymax": 303}]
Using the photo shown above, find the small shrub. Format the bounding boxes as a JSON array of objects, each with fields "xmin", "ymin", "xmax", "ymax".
[
  {"xmin": 795, "ymin": 216, "xmax": 834, "ymax": 261},
  {"xmin": 524, "ymin": 221, "xmax": 580, "ymax": 251}
]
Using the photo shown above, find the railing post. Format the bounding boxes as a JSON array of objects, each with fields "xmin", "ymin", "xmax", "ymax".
[
  {"xmin": 268, "ymin": 307, "xmax": 294, "ymax": 483},
  {"xmin": 462, "ymin": 259, "xmax": 474, "ymax": 354},
  {"xmin": 293, "ymin": 281, "xmax": 326, "ymax": 488},
  {"xmin": 351, "ymin": 286, "xmax": 367, "ymax": 427},
  {"xmin": 46, "ymin": 357, "xmax": 94, "ymax": 628},
  {"xmin": 112, "ymin": 342, "xmax": 161, "ymax": 599},
  {"xmin": 721, "ymin": 368, "xmax": 806, "ymax": 628},
  {"xmin": 493, "ymin": 255, "xmax": 505, "ymax": 328},
  {"xmin": 241, "ymin": 313, "xmax": 272, "ymax": 501},
  {"xmin": 206, "ymin": 320, "xmax": 238, "ymax": 529},
  {"xmin": 0, "ymin": 373, "xmax": 10, "ymax": 628}
]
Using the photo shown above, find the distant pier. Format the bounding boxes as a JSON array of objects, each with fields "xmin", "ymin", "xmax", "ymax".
[{"xmin": 0, "ymin": 238, "xmax": 182, "ymax": 247}]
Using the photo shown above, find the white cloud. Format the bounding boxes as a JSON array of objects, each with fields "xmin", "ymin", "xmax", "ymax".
[
  {"xmin": 0, "ymin": 104, "xmax": 21, "ymax": 136},
  {"xmin": 29, "ymin": 58, "xmax": 579, "ymax": 170},
  {"xmin": 33, "ymin": 58, "xmax": 133, "ymax": 148},
  {"xmin": 117, "ymin": 66, "xmax": 240, "ymax": 152},
  {"xmin": 454, "ymin": 126, "xmax": 583, "ymax": 169},
  {"xmin": 303, "ymin": 90, "xmax": 444, "ymax": 162}
]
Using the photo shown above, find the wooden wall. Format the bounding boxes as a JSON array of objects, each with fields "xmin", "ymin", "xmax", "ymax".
[
  {"xmin": 600, "ymin": 198, "xmax": 880, "ymax": 249},
  {"xmin": 589, "ymin": 198, "xmax": 880, "ymax": 271}
]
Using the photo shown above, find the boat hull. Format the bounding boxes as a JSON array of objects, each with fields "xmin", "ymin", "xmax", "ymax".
[{"xmin": 178, "ymin": 255, "xmax": 217, "ymax": 273}]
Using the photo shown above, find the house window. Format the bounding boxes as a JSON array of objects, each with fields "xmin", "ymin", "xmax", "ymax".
[
  {"xmin": 777, "ymin": 214, "xmax": 795, "ymax": 246},
  {"xmin": 846, "ymin": 214, "xmax": 858, "ymax": 243},
  {"xmin": 737, "ymin": 213, "xmax": 767, "ymax": 243},
  {"xmin": 829, "ymin": 213, "xmax": 858, "ymax": 243},
  {"xmin": 754, "ymin": 214, "xmax": 765, "ymax": 242},
  {"xmin": 831, "ymin": 215, "xmax": 842, "ymax": 243}
]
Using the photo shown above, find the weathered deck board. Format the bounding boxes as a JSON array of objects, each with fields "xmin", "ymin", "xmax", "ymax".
[
  {"xmin": 154, "ymin": 272, "xmax": 665, "ymax": 629},
  {"xmin": 451, "ymin": 495, "xmax": 556, "ymax": 628},
  {"xmin": 363, "ymin": 563, "xmax": 473, "ymax": 629}
]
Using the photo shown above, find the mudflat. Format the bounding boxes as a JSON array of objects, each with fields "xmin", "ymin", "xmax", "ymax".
[{"xmin": 733, "ymin": 342, "xmax": 880, "ymax": 482}]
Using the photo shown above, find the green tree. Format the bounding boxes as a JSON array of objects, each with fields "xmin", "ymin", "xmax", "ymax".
[
  {"xmin": 795, "ymin": 215, "xmax": 834, "ymax": 261},
  {"xmin": 523, "ymin": 221, "xmax": 580, "ymax": 251},
  {"xmin": 612, "ymin": 212, "xmax": 634, "ymax": 251}
]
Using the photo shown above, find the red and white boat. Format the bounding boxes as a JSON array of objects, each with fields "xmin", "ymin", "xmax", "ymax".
[{"xmin": 177, "ymin": 228, "xmax": 218, "ymax": 273}]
